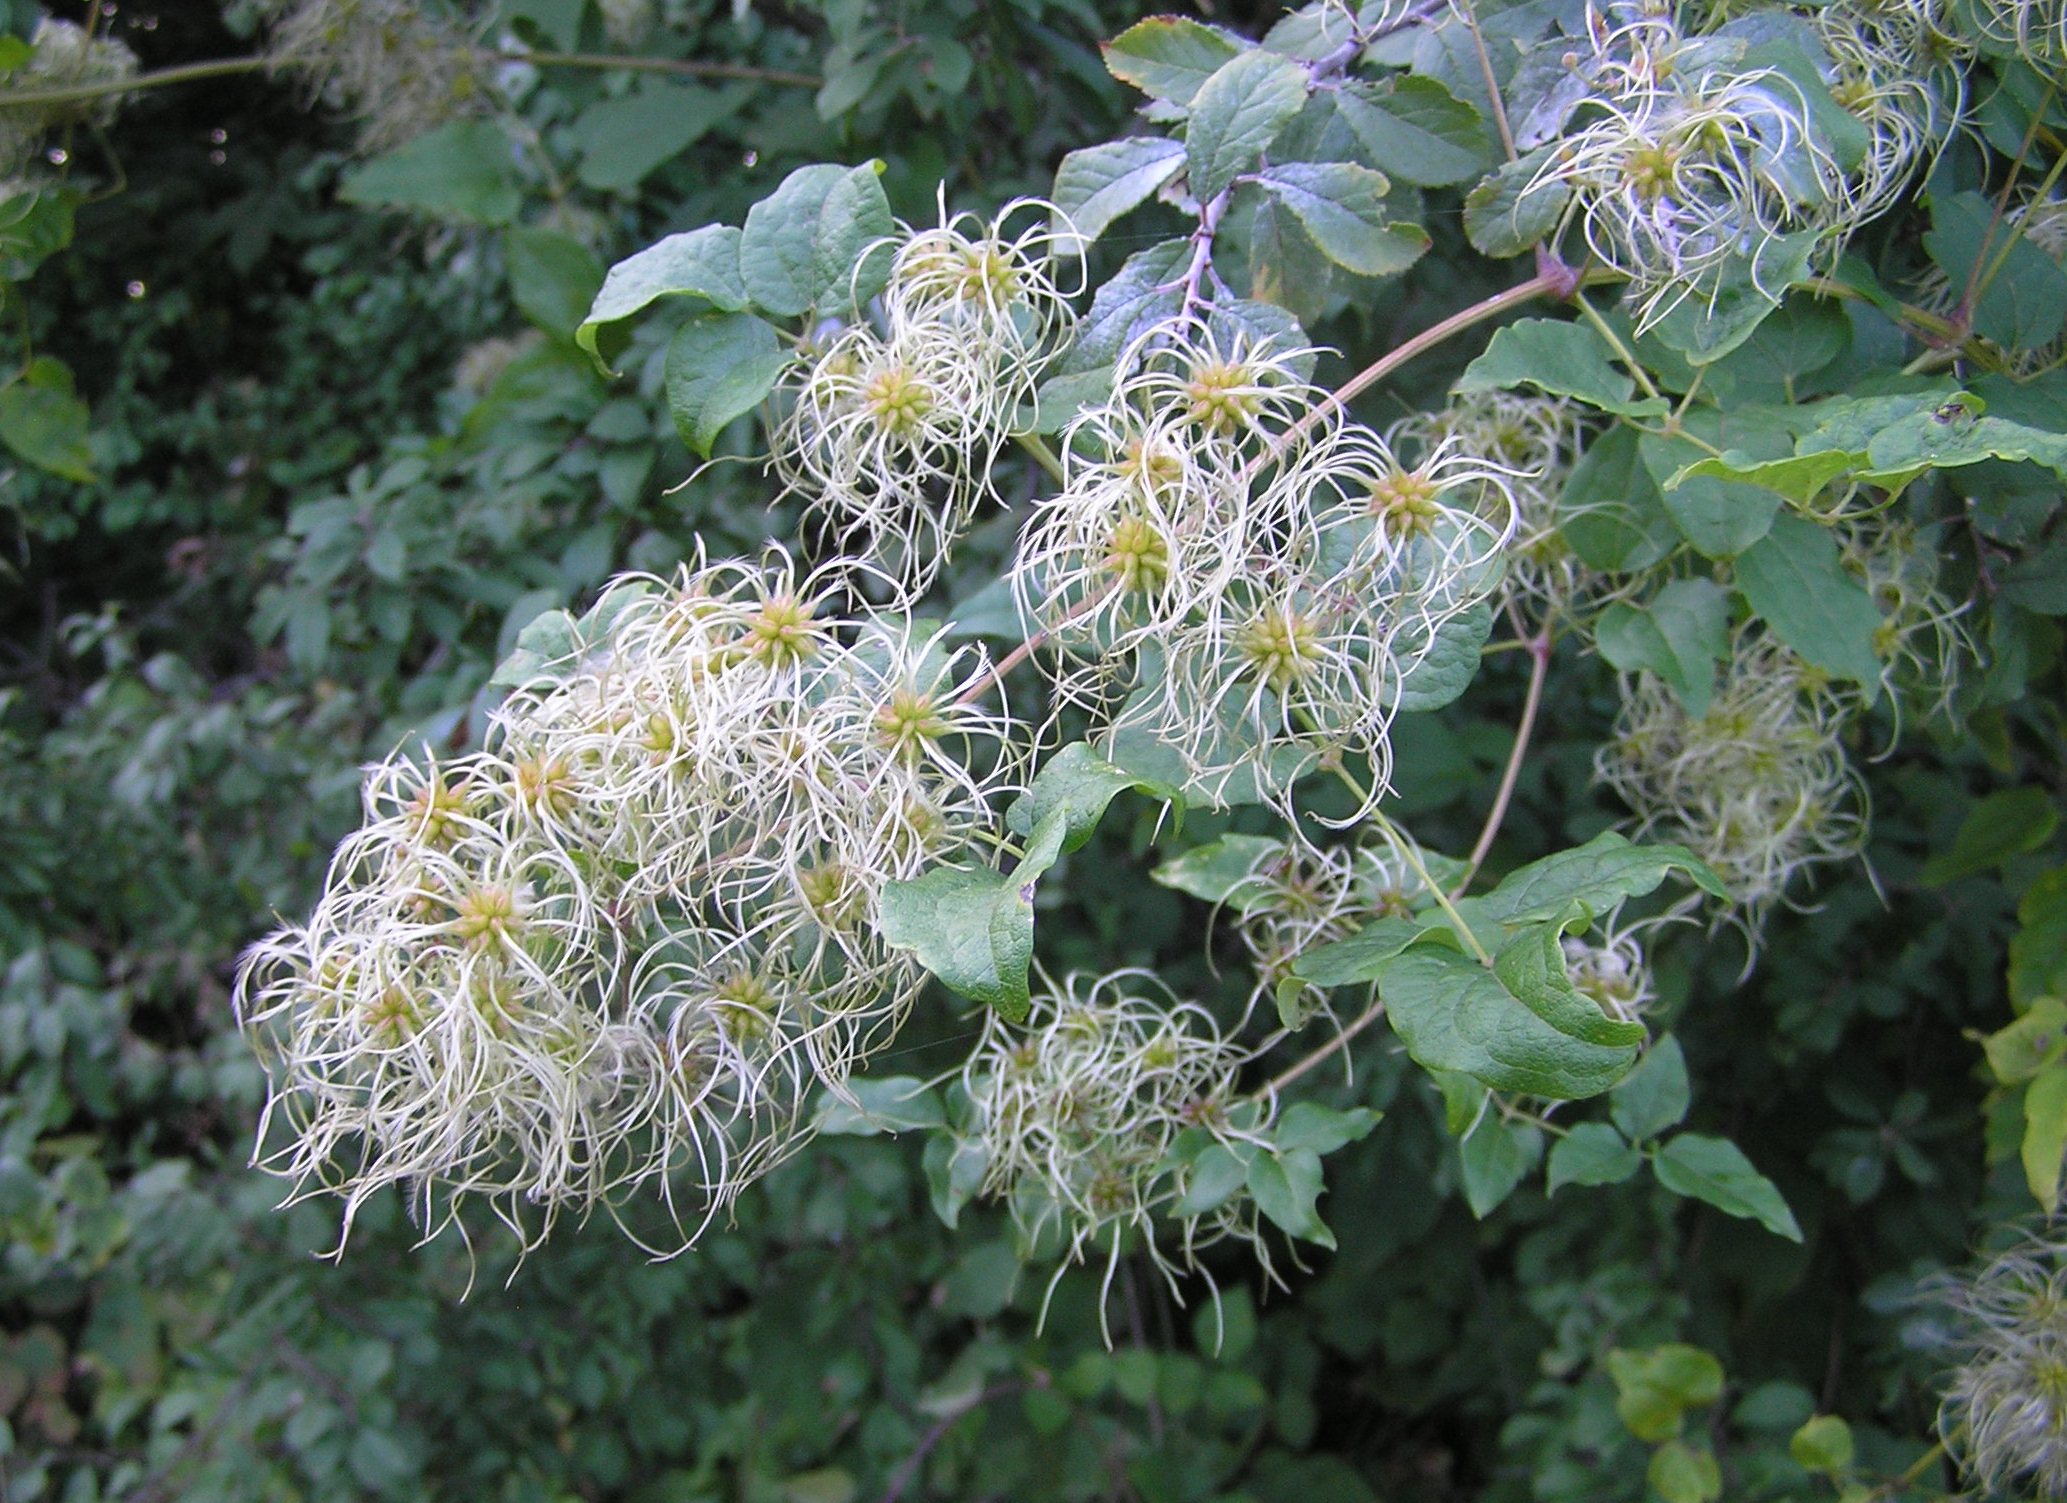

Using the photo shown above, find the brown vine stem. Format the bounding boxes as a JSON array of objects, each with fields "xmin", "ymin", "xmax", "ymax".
[
  {"xmin": 1452, "ymin": 628, "xmax": 1551, "ymax": 896},
  {"xmin": 1958, "ymin": 84, "xmax": 2056, "ymax": 325},
  {"xmin": 1267, "ymin": 267, "xmax": 1615, "ymax": 465},
  {"xmin": 950, "ymin": 581, "xmax": 1118, "ymax": 710},
  {"xmin": 879, "ymin": 1380, "xmax": 1026, "ymax": 1503},
  {"xmin": 1456, "ymin": 0, "xmax": 1518, "ymax": 163},
  {"xmin": 1261, "ymin": 998, "xmax": 1388, "ymax": 1097},
  {"xmin": 0, "ymin": 49, "xmax": 818, "ymax": 113},
  {"xmin": 0, "ymin": 56, "xmax": 267, "ymax": 109}
]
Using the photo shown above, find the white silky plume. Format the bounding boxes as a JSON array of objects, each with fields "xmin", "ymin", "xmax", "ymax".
[
  {"xmin": 1597, "ymin": 631, "xmax": 1868, "ymax": 940},
  {"xmin": 957, "ymin": 970, "xmax": 1277, "ymax": 1336},
  {"xmin": 1012, "ymin": 327, "xmax": 1515, "ymax": 824},
  {"xmin": 771, "ymin": 200, "xmax": 1079, "ymax": 601},
  {"xmin": 237, "ymin": 549, "xmax": 1023, "ymax": 1259}
]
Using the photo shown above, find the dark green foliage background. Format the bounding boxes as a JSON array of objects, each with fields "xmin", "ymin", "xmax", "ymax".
[{"xmin": 0, "ymin": 2, "xmax": 2060, "ymax": 1500}]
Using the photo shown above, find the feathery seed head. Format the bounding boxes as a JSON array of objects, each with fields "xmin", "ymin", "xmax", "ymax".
[
  {"xmin": 1598, "ymin": 630, "xmax": 1866, "ymax": 941},
  {"xmin": 1937, "ymin": 1230, "xmax": 2067, "ymax": 1499},
  {"xmin": 959, "ymin": 970, "xmax": 1276, "ymax": 1330}
]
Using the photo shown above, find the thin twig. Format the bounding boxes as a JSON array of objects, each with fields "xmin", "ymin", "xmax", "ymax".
[
  {"xmin": 1262, "ymin": 998, "xmax": 1388, "ymax": 1096},
  {"xmin": 879, "ymin": 1381, "xmax": 1025, "ymax": 1503},
  {"xmin": 951, "ymin": 582, "xmax": 1116, "ymax": 708},
  {"xmin": 1958, "ymin": 85, "xmax": 2056, "ymax": 323},
  {"xmin": 1270, "ymin": 270, "xmax": 1586, "ymax": 462},
  {"xmin": 0, "ymin": 57, "xmax": 267, "ymax": 109},
  {"xmin": 1015, "ymin": 431, "xmax": 1067, "ymax": 484},
  {"xmin": 1454, "ymin": 631, "xmax": 1551, "ymax": 894},
  {"xmin": 1455, "ymin": 0, "xmax": 1518, "ymax": 162},
  {"xmin": 0, "ymin": 49, "xmax": 818, "ymax": 113}
]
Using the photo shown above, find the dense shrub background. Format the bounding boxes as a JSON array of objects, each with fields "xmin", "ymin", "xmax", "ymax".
[{"xmin": 2, "ymin": 1, "xmax": 2063, "ymax": 1500}]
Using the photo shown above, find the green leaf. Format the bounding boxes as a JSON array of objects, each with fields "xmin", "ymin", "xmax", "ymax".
[
  {"xmin": 1610, "ymin": 1036, "xmax": 1691, "ymax": 1143},
  {"xmin": 577, "ymin": 225, "xmax": 749, "ymax": 373},
  {"xmin": 1006, "ymin": 741, "xmax": 1180, "ymax": 853},
  {"xmin": 1059, "ymin": 239, "xmax": 1190, "ymax": 373},
  {"xmin": 1649, "ymin": 231, "xmax": 1817, "ymax": 364},
  {"xmin": 2012, "ymin": 870, "xmax": 2067, "ymax": 1009},
  {"xmin": 1295, "ymin": 915, "xmax": 1433, "ymax": 988},
  {"xmin": 2004, "ymin": 537, "xmax": 2067, "ymax": 615},
  {"xmin": 504, "ymin": 227, "xmax": 604, "ymax": 343},
  {"xmin": 1494, "ymin": 919, "xmax": 1647, "ymax": 1049},
  {"xmin": 1652, "ymin": 1134, "xmax": 1803, "ymax": 1241},
  {"xmin": 2024, "ymin": 1067, "xmax": 2067, "ymax": 1214},
  {"xmin": 1734, "ymin": 1381, "xmax": 1816, "ymax": 1433},
  {"xmin": 1247, "ymin": 1148, "xmax": 1333, "ymax": 1247},
  {"xmin": 1559, "ymin": 424, "xmax": 1679, "ymax": 573},
  {"xmin": 337, "ymin": 121, "xmax": 521, "ymax": 224},
  {"xmin": 1248, "ymin": 195, "xmax": 1335, "ymax": 328},
  {"xmin": 0, "ymin": 381, "xmax": 93, "ymax": 482},
  {"xmin": 0, "ymin": 188, "xmax": 76, "ymax": 282},
  {"xmin": 1733, "ymin": 513, "xmax": 1885, "ymax": 691},
  {"xmin": 1273, "ymin": 1103, "xmax": 1380, "ymax": 1155},
  {"xmin": 1052, "ymin": 137, "xmax": 1187, "ymax": 251},
  {"xmin": 1712, "ymin": 294, "xmax": 1850, "ymax": 398},
  {"xmin": 1648, "ymin": 1441, "xmax": 1722, "ymax": 1503},
  {"xmin": 1982, "ymin": 998, "xmax": 2067, "ymax": 1084},
  {"xmin": 1474, "ymin": 831, "xmax": 1727, "ymax": 927},
  {"xmin": 1456, "ymin": 318, "xmax": 1655, "ymax": 416},
  {"xmin": 1102, "ymin": 17, "xmax": 1246, "ymax": 105},
  {"xmin": 814, "ymin": 1077, "xmax": 945, "ymax": 1135},
  {"xmin": 1922, "ymin": 787, "xmax": 2060, "ymax": 886},
  {"xmin": 1388, "ymin": 600, "xmax": 1493, "ymax": 712},
  {"xmin": 1173, "ymin": 1144, "xmax": 1249, "ymax": 1217},
  {"xmin": 739, "ymin": 162, "xmax": 893, "ymax": 319},
  {"xmin": 781, "ymin": 1468, "xmax": 857, "ymax": 1503},
  {"xmin": 1610, "ymin": 1345, "xmax": 1723, "ymax": 1443},
  {"xmin": 1253, "ymin": 161, "xmax": 1427, "ymax": 278},
  {"xmin": 664, "ymin": 311, "xmax": 788, "ymax": 458},
  {"xmin": 1151, "ymin": 834, "xmax": 1284, "ymax": 911},
  {"xmin": 1858, "ymin": 406, "xmax": 2067, "ymax": 490},
  {"xmin": 1463, "ymin": 146, "xmax": 1568, "ymax": 258},
  {"xmin": 1379, "ymin": 942, "xmax": 1640, "ymax": 1099},
  {"xmin": 1185, "ymin": 50, "xmax": 1310, "ymax": 203},
  {"xmin": 1641, "ymin": 433, "xmax": 1781, "ymax": 558},
  {"xmin": 569, "ymin": 79, "xmax": 754, "ymax": 192},
  {"xmin": 1594, "ymin": 579, "xmax": 1731, "ymax": 716},
  {"xmin": 1546, "ymin": 1121, "xmax": 1642, "ymax": 1193},
  {"xmin": 1789, "ymin": 1415, "xmax": 1856, "ymax": 1476},
  {"xmin": 1459, "ymin": 1115, "xmax": 1542, "ymax": 1217},
  {"xmin": 348, "ymin": 1427, "xmax": 417, "ymax": 1490},
  {"xmin": 505, "ymin": 0, "xmax": 583, "ymax": 47},
  {"xmin": 923, "ymin": 1135, "xmax": 990, "ymax": 1230},
  {"xmin": 1333, "ymin": 76, "xmax": 1489, "ymax": 188},
  {"xmin": 877, "ymin": 811, "xmax": 1069, "ymax": 1023},
  {"xmin": 1673, "ymin": 449, "xmax": 1859, "ymax": 510},
  {"xmin": 1615, "ymin": 1344, "xmax": 1725, "ymax": 1407}
]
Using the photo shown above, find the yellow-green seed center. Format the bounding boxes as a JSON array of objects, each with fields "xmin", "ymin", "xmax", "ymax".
[{"xmin": 864, "ymin": 366, "xmax": 933, "ymax": 436}]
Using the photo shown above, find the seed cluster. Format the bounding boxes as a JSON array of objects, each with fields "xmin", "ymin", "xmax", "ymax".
[
  {"xmin": 1013, "ymin": 329, "xmax": 1515, "ymax": 820},
  {"xmin": 238, "ymin": 552, "xmax": 1020, "ymax": 1254},
  {"xmin": 1388, "ymin": 390, "xmax": 1612, "ymax": 623},
  {"xmin": 1526, "ymin": 0, "xmax": 1954, "ymax": 325},
  {"xmin": 0, "ymin": 19, "xmax": 138, "ymax": 184},
  {"xmin": 959, "ymin": 970, "xmax": 1274, "ymax": 1328},
  {"xmin": 1599, "ymin": 633, "xmax": 1867, "ymax": 938},
  {"xmin": 260, "ymin": 0, "xmax": 487, "ymax": 153},
  {"xmin": 773, "ymin": 203, "xmax": 1077, "ymax": 600},
  {"xmin": 1937, "ymin": 1232, "xmax": 2067, "ymax": 1500}
]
